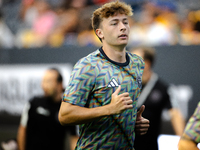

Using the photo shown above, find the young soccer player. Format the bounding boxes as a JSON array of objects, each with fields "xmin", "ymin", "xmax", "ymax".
[{"xmin": 59, "ymin": 1, "xmax": 149, "ymax": 149}]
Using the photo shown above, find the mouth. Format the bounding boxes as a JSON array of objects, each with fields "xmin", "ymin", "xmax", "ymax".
[{"xmin": 118, "ymin": 34, "xmax": 128, "ymax": 38}]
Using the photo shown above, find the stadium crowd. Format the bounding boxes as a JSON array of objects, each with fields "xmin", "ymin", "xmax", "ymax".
[{"xmin": 0, "ymin": 0, "xmax": 200, "ymax": 49}]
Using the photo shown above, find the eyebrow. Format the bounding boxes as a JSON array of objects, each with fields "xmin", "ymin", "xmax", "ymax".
[{"xmin": 110, "ymin": 17, "xmax": 128, "ymax": 22}]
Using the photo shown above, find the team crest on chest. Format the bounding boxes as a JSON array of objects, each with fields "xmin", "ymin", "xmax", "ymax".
[{"xmin": 136, "ymin": 76, "xmax": 142, "ymax": 89}]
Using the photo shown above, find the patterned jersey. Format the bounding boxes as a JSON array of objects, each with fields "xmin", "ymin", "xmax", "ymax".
[
  {"xmin": 63, "ymin": 47, "xmax": 144, "ymax": 150},
  {"xmin": 183, "ymin": 101, "xmax": 200, "ymax": 143}
]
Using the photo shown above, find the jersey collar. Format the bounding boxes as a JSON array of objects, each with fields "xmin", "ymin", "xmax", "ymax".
[{"xmin": 99, "ymin": 47, "xmax": 130, "ymax": 67}]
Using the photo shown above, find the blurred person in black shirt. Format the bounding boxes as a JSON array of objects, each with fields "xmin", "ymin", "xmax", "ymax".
[
  {"xmin": 17, "ymin": 68, "xmax": 78, "ymax": 150},
  {"xmin": 131, "ymin": 46, "xmax": 185, "ymax": 150}
]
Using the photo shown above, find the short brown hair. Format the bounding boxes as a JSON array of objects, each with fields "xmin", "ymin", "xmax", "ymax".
[{"xmin": 91, "ymin": 1, "xmax": 133, "ymax": 39}]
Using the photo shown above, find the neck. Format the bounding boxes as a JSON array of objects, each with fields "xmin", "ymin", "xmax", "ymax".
[
  {"xmin": 102, "ymin": 44, "xmax": 126, "ymax": 63},
  {"xmin": 50, "ymin": 93, "xmax": 62, "ymax": 103}
]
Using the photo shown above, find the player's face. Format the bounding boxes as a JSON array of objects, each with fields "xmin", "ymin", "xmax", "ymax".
[
  {"xmin": 98, "ymin": 13, "xmax": 130, "ymax": 47},
  {"xmin": 41, "ymin": 70, "xmax": 59, "ymax": 97}
]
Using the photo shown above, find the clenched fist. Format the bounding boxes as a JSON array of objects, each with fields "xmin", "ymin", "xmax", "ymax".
[{"xmin": 108, "ymin": 85, "xmax": 133, "ymax": 115}]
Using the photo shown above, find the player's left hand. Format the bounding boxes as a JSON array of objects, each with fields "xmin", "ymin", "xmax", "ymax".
[{"xmin": 135, "ymin": 105, "xmax": 150, "ymax": 135}]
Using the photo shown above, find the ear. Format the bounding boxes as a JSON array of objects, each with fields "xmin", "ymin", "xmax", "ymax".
[
  {"xmin": 96, "ymin": 28, "xmax": 104, "ymax": 40},
  {"xmin": 58, "ymin": 82, "xmax": 63, "ymax": 92},
  {"xmin": 145, "ymin": 60, "xmax": 151, "ymax": 70}
]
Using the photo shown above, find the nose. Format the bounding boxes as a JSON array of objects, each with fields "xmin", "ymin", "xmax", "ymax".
[{"xmin": 119, "ymin": 22, "xmax": 126, "ymax": 32}]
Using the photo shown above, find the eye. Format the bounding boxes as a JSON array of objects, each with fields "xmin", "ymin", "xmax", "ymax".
[{"xmin": 111, "ymin": 23, "xmax": 117, "ymax": 25}]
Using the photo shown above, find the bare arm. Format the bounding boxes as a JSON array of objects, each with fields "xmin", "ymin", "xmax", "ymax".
[
  {"xmin": 169, "ymin": 108, "xmax": 185, "ymax": 136},
  {"xmin": 178, "ymin": 134, "xmax": 199, "ymax": 150},
  {"xmin": 59, "ymin": 85, "xmax": 133, "ymax": 125},
  {"xmin": 17, "ymin": 125, "xmax": 26, "ymax": 150},
  {"xmin": 69, "ymin": 135, "xmax": 79, "ymax": 150},
  {"xmin": 59, "ymin": 102, "xmax": 111, "ymax": 125},
  {"xmin": 17, "ymin": 102, "xmax": 30, "ymax": 150}
]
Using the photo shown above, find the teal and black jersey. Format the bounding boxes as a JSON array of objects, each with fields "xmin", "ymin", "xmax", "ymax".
[{"xmin": 63, "ymin": 47, "xmax": 144, "ymax": 150}]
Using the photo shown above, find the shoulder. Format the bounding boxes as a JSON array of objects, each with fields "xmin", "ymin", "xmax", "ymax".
[
  {"xmin": 127, "ymin": 51, "xmax": 144, "ymax": 65},
  {"xmin": 156, "ymin": 78, "xmax": 169, "ymax": 89},
  {"xmin": 72, "ymin": 49, "xmax": 103, "ymax": 75},
  {"xmin": 29, "ymin": 95, "xmax": 45, "ymax": 105},
  {"xmin": 75, "ymin": 49, "xmax": 102, "ymax": 67}
]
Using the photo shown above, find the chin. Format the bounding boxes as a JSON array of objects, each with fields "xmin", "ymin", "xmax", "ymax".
[
  {"xmin": 118, "ymin": 40, "xmax": 128, "ymax": 45},
  {"xmin": 118, "ymin": 43, "xmax": 127, "ymax": 47}
]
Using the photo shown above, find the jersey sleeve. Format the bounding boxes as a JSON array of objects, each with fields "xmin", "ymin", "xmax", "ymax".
[
  {"xmin": 129, "ymin": 52, "xmax": 145, "ymax": 77},
  {"xmin": 183, "ymin": 101, "xmax": 200, "ymax": 143},
  {"xmin": 63, "ymin": 58, "xmax": 96, "ymax": 107},
  {"xmin": 20, "ymin": 102, "xmax": 31, "ymax": 127},
  {"xmin": 136, "ymin": 54, "xmax": 145, "ymax": 78}
]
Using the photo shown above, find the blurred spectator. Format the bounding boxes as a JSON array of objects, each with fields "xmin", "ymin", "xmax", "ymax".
[
  {"xmin": 17, "ymin": 68, "xmax": 78, "ymax": 150},
  {"xmin": 130, "ymin": 46, "xmax": 185, "ymax": 150},
  {"xmin": 152, "ymin": 1, "xmax": 179, "ymax": 45},
  {"xmin": 1, "ymin": 0, "xmax": 200, "ymax": 48},
  {"xmin": 76, "ymin": 4, "xmax": 101, "ymax": 47},
  {"xmin": 128, "ymin": 2, "xmax": 178, "ymax": 47},
  {"xmin": 0, "ymin": 10, "xmax": 15, "ymax": 49},
  {"xmin": 19, "ymin": 0, "xmax": 37, "ymax": 28},
  {"xmin": 48, "ymin": 7, "xmax": 79, "ymax": 47},
  {"xmin": 45, "ymin": 0, "xmax": 65, "ymax": 9},
  {"xmin": 178, "ymin": 101, "xmax": 200, "ymax": 150},
  {"xmin": 178, "ymin": 10, "xmax": 200, "ymax": 45},
  {"xmin": 77, "ymin": 26, "xmax": 101, "ymax": 47},
  {"xmin": 16, "ymin": 0, "xmax": 58, "ymax": 48},
  {"xmin": 91, "ymin": 0, "xmax": 111, "ymax": 5},
  {"xmin": 48, "ymin": 0, "xmax": 93, "ymax": 47},
  {"xmin": 62, "ymin": 0, "xmax": 89, "ymax": 9}
]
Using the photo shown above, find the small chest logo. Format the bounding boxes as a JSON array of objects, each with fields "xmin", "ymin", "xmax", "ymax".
[
  {"xmin": 36, "ymin": 107, "xmax": 50, "ymax": 116},
  {"xmin": 108, "ymin": 78, "xmax": 119, "ymax": 87}
]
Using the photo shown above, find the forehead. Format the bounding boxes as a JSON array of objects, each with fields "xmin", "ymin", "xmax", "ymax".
[
  {"xmin": 102, "ymin": 13, "xmax": 128, "ymax": 22},
  {"xmin": 43, "ymin": 70, "xmax": 58, "ymax": 80}
]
